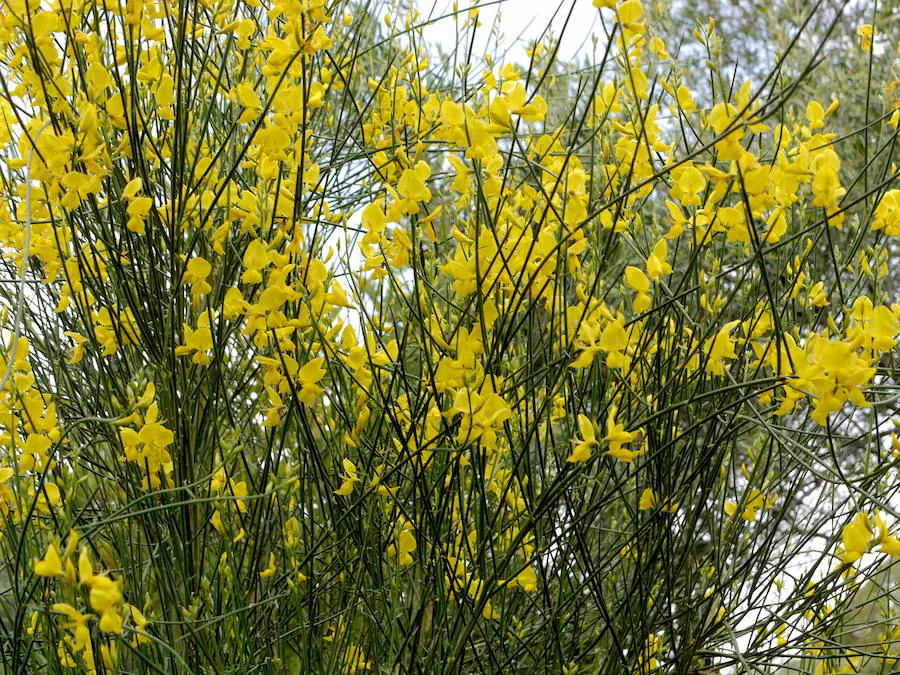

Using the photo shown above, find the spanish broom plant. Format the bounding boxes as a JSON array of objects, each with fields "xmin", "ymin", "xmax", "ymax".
[{"xmin": 0, "ymin": 0, "xmax": 899, "ymax": 672}]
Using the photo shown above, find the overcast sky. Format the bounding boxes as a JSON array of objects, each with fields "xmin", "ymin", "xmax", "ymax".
[{"xmin": 415, "ymin": 0, "xmax": 602, "ymax": 65}]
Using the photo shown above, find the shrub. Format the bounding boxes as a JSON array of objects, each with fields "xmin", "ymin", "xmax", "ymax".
[{"xmin": 0, "ymin": 0, "xmax": 898, "ymax": 671}]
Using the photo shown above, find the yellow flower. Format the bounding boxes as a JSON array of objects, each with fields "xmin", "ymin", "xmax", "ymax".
[
  {"xmin": 128, "ymin": 604, "xmax": 151, "ymax": 646},
  {"xmin": 704, "ymin": 320, "xmax": 740, "ymax": 376},
  {"xmin": 79, "ymin": 574, "xmax": 125, "ymax": 635},
  {"xmin": 89, "ymin": 576, "xmax": 122, "ymax": 614},
  {"xmin": 625, "ymin": 266, "xmax": 650, "ymax": 293},
  {"xmin": 222, "ymin": 287, "xmax": 248, "ymax": 320},
  {"xmin": 0, "ymin": 467, "xmax": 14, "ymax": 519},
  {"xmin": 241, "ymin": 240, "xmax": 272, "ymax": 284},
  {"xmin": 35, "ymin": 481, "xmax": 61, "ymax": 516},
  {"xmin": 222, "ymin": 18, "xmax": 257, "ymax": 49},
  {"xmin": 857, "ymin": 24, "xmax": 875, "ymax": 53},
  {"xmin": 174, "ymin": 317, "xmax": 213, "ymax": 365},
  {"xmin": 671, "ymin": 163, "xmax": 706, "ymax": 207},
  {"xmin": 231, "ymin": 480, "xmax": 248, "ymax": 513},
  {"xmin": 397, "ymin": 161, "xmax": 432, "ymax": 211},
  {"xmin": 645, "ymin": 240, "xmax": 672, "ymax": 282},
  {"xmin": 260, "ymin": 552, "xmax": 276, "ymax": 578},
  {"xmin": 53, "ymin": 603, "xmax": 92, "ymax": 651},
  {"xmin": 121, "ymin": 177, "xmax": 142, "ymax": 200},
  {"xmin": 184, "ymin": 257, "xmax": 212, "ymax": 300},
  {"xmin": 126, "ymin": 196, "xmax": 153, "ymax": 233},
  {"xmin": 806, "ymin": 101, "xmax": 825, "ymax": 130},
  {"xmin": 78, "ymin": 548, "xmax": 95, "ymax": 586},
  {"xmin": 448, "ymin": 385, "xmax": 512, "ymax": 449},
  {"xmin": 806, "ymin": 281, "xmax": 828, "ymax": 308},
  {"xmin": 874, "ymin": 512, "xmax": 900, "ymax": 558},
  {"xmin": 341, "ymin": 645, "xmax": 372, "ymax": 674},
  {"xmin": 35, "ymin": 543, "xmax": 64, "ymax": 577},
  {"xmin": 567, "ymin": 413, "xmax": 596, "ymax": 463},
  {"xmin": 335, "ymin": 458, "xmax": 359, "ymax": 496},
  {"xmin": 136, "ymin": 382, "xmax": 155, "ymax": 408},
  {"xmin": 616, "ymin": 0, "xmax": 644, "ymax": 35},
  {"xmin": 508, "ymin": 564, "xmax": 538, "ymax": 592},
  {"xmin": 840, "ymin": 512, "xmax": 871, "ymax": 564},
  {"xmin": 262, "ymin": 388, "xmax": 285, "ymax": 427},
  {"xmin": 388, "ymin": 522, "xmax": 417, "ymax": 565},
  {"xmin": 604, "ymin": 406, "xmax": 640, "ymax": 462},
  {"xmin": 675, "ymin": 85, "xmax": 695, "ymax": 112},
  {"xmin": 297, "ymin": 358, "xmax": 327, "ymax": 405},
  {"xmin": 639, "ymin": 488, "xmax": 678, "ymax": 513},
  {"xmin": 726, "ymin": 489, "xmax": 776, "ymax": 522},
  {"xmin": 625, "ymin": 266, "xmax": 652, "ymax": 313},
  {"xmin": 99, "ymin": 607, "xmax": 124, "ymax": 634},
  {"xmin": 64, "ymin": 331, "xmax": 88, "ymax": 364},
  {"xmin": 599, "ymin": 318, "xmax": 628, "ymax": 357}
]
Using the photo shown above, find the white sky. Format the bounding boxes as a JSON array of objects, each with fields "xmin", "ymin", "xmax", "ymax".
[{"xmin": 415, "ymin": 0, "xmax": 602, "ymax": 65}]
